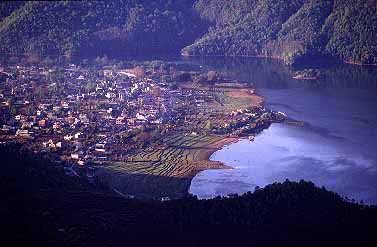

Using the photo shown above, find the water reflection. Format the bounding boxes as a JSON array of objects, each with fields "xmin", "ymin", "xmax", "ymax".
[
  {"xmin": 187, "ymin": 56, "xmax": 377, "ymax": 90},
  {"xmin": 189, "ymin": 57, "xmax": 377, "ymax": 204}
]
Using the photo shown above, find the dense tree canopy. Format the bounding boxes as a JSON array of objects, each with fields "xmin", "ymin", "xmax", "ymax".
[
  {"xmin": 0, "ymin": 0, "xmax": 376, "ymax": 65},
  {"xmin": 1, "ymin": 144, "xmax": 377, "ymax": 247},
  {"xmin": 183, "ymin": 0, "xmax": 377, "ymax": 65},
  {"xmin": 0, "ymin": 0, "xmax": 206, "ymax": 57},
  {"xmin": 0, "ymin": 1, "xmax": 26, "ymax": 22}
]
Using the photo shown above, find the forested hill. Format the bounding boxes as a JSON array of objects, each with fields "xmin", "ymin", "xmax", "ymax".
[
  {"xmin": 2, "ymin": 144, "xmax": 377, "ymax": 247},
  {"xmin": 0, "ymin": 1, "xmax": 25, "ymax": 22},
  {"xmin": 183, "ymin": 0, "xmax": 377, "ymax": 65},
  {"xmin": 0, "ymin": 0, "xmax": 376, "ymax": 65},
  {"xmin": 0, "ymin": 0, "xmax": 207, "ymax": 58}
]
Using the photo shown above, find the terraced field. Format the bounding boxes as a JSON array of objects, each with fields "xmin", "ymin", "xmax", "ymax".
[
  {"xmin": 96, "ymin": 81, "xmax": 265, "ymax": 198},
  {"xmin": 103, "ymin": 132, "xmax": 234, "ymax": 178}
]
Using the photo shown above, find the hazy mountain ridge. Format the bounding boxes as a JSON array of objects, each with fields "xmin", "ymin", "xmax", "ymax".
[{"xmin": 0, "ymin": 0, "xmax": 376, "ymax": 65}]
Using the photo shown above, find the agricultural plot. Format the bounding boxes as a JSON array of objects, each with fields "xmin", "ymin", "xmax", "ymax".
[
  {"xmin": 103, "ymin": 132, "xmax": 227, "ymax": 178},
  {"xmin": 99, "ymin": 81, "xmax": 265, "ymax": 194}
]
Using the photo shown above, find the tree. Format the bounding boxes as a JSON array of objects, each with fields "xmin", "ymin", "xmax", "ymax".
[
  {"xmin": 134, "ymin": 131, "xmax": 151, "ymax": 148},
  {"xmin": 133, "ymin": 66, "xmax": 146, "ymax": 78},
  {"xmin": 193, "ymin": 74, "xmax": 208, "ymax": 84},
  {"xmin": 207, "ymin": 70, "xmax": 220, "ymax": 82},
  {"xmin": 84, "ymin": 82, "xmax": 96, "ymax": 93},
  {"xmin": 161, "ymin": 75, "xmax": 172, "ymax": 83},
  {"xmin": 10, "ymin": 106, "xmax": 17, "ymax": 115},
  {"xmin": 205, "ymin": 120, "xmax": 213, "ymax": 130},
  {"xmin": 168, "ymin": 81, "xmax": 177, "ymax": 90},
  {"xmin": 172, "ymin": 72, "xmax": 191, "ymax": 82}
]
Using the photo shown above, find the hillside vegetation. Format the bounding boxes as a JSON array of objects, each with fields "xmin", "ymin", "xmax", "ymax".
[
  {"xmin": 2, "ymin": 144, "xmax": 377, "ymax": 247},
  {"xmin": 0, "ymin": 0, "xmax": 376, "ymax": 65},
  {"xmin": 0, "ymin": 1, "xmax": 25, "ymax": 22},
  {"xmin": 0, "ymin": 0, "xmax": 206, "ymax": 57},
  {"xmin": 183, "ymin": 0, "xmax": 377, "ymax": 65}
]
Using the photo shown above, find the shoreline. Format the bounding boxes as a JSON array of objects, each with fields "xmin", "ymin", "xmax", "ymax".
[
  {"xmin": 1, "ymin": 58, "xmax": 273, "ymax": 200},
  {"xmin": 182, "ymin": 53, "xmax": 377, "ymax": 67},
  {"xmin": 98, "ymin": 83, "xmax": 269, "ymax": 199},
  {"xmin": 191, "ymin": 136, "xmax": 240, "ymax": 173},
  {"xmin": 186, "ymin": 87, "xmax": 267, "ymax": 191}
]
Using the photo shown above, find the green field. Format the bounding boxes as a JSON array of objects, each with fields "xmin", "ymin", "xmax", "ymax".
[{"xmin": 102, "ymin": 132, "xmax": 225, "ymax": 178}]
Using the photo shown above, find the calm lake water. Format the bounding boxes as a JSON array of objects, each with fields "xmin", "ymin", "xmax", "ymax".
[{"xmin": 188, "ymin": 57, "xmax": 377, "ymax": 204}]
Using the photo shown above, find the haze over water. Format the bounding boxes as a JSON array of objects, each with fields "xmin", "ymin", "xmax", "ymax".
[{"xmin": 188, "ymin": 57, "xmax": 377, "ymax": 204}]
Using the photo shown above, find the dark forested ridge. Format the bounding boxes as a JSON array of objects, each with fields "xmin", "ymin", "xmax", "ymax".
[
  {"xmin": 0, "ymin": 1, "xmax": 25, "ymax": 22},
  {"xmin": 0, "ymin": 0, "xmax": 206, "ymax": 58},
  {"xmin": 1, "ymin": 144, "xmax": 377, "ymax": 247},
  {"xmin": 0, "ymin": 0, "xmax": 376, "ymax": 65}
]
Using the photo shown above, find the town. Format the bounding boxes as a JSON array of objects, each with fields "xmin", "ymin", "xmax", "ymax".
[{"xmin": 0, "ymin": 59, "xmax": 286, "ymax": 198}]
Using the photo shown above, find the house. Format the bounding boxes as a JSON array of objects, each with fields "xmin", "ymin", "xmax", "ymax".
[
  {"xmin": 71, "ymin": 153, "xmax": 80, "ymax": 160},
  {"xmin": 38, "ymin": 104, "xmax": 49, "ymax": 110},
  {"xmin": 47, "ymin": 112, "xmax": 57, "ymax": 120},
  {"xmin": 53, "ymin": 122, "xmax": 62, "ymax": 130},
  {"xmin": 1, "ymin": 125, "xmax": 11, "ymax": 132},
  {"xmin": 151, "ymin": 118, "xmax": 162, "ymax": 124},
  {"xmin": 118, "ymin": 92, "xmax": 127, "ymax": 101},
  {"xmin": 105, "ymin": 92, "xmax": 116, "ymax": 99},
  {"xmin": 95, "ymin": 143, "xmax": 107, "ymax": 153},
  {"xmin": 79, "ymin": 114, "xmax": 88, "ymax": 122},
  {"xmin": 67, "ymin": 116, "xmax": 77, "ymax": 125},
  {"xmin": 21, "ymin": 122, "xmax": 33, "ymax": 129},
  {"xmin": 116, "ymin": 116, "xmax": 126, "ymax": 125},
  {"xmin": 118, "ymin": 71, "xmax": 136, "ymax": 78},
  {"xmin": 64, "ymin": 135, "xmax": 74, "ymax": 141},
  {"xmin": 161, "ymin": 197, "xmax": 171, "ymax": 202},
  {"xmin": 74, "ymin": 132, "xmax": 82, "ymax": 139},
  {"xmin": 62, "ymin": 102, "xmax": 69, "ymax": 109},
  {"xmin": 38, "ymin": 119, "xmax": 47, "ymax": 127},
  {"xmin": 77, "ymin": 160, "xmax": 85, "ymax": 166},
  {"xmin": 53, "ymin": 106, "xmax": 61, "ymax": 112},
  {"xmin": 42, "ymin": 139, "xmax": 56, "ymax": 148},
  {"xmin": 136, "ymin": 113, "xmax": 146, "ymax": 121},
  {"xmin": 15, "ymin": 129, "xmax": 33, "ymax": 138},
  {"xmin": 103, "ymin": 70, "xmax": 113, "ymax": 77}
]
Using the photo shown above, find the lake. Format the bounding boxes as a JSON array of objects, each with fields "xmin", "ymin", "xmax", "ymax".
[{"xmin": 188, "ymin": 57, "xmax": 377, "ymax": 204}]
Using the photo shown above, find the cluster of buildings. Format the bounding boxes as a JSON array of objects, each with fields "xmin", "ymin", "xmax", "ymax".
[
  {"xmin": 0, "ymin": 63, "xmax": 180, "ymax": 166},
  {"xmin": 0, "ymin": 62, "xmax": 286, "ymax": 170}
]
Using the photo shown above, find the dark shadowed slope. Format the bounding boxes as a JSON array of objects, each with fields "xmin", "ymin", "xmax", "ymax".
[
  {"xmin": 1, "ymin": 144, "xmax": 377, "ymax": 247},
  {"xmin": 0, "ymin": 1, "xmax": 26, "ymax": 22},
  {"xmin": 0, "ymin": 0, "xmax": 206, "ymax": 57}
]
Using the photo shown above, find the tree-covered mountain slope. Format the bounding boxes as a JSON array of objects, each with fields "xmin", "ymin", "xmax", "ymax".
[
  {"xmin": 184, "ymin": 0, "xmax": 308, "ymax": 59},
  {"xmin": 0, "ymin": 1, "xmax": 26, "ymax": 22},
  {"xmin": 183, "ymin": 0, "xmax": 377, "ymax": 65},
  {"xmin": 0, "ymin": 0, "xmax": 376, "ymax": 65},
  {"xmin": 0, "ymin": 0, "xmax": 206, "ymax": 57},
  {"xmin": 323, "ymin": 0, "xmax": 377, "ymax": 65},
  {"xmin": 2, "ymin": 144, "xmax": 377, "ymax": 247}
]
